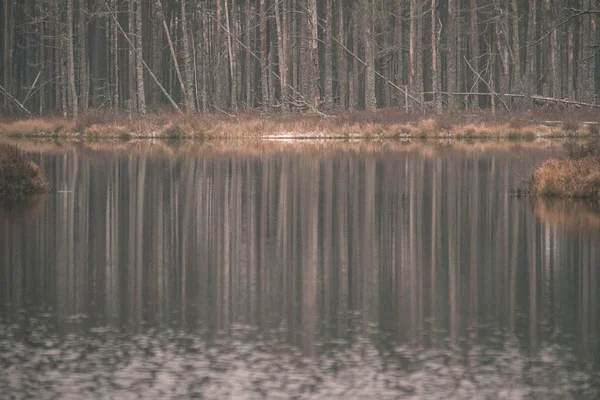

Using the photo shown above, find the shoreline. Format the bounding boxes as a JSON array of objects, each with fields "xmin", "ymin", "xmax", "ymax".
[{"xmin": 1, "ymin": 110, "xmax": 599, "ymax": 140}]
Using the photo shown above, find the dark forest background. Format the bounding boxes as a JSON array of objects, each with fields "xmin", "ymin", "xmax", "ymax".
[{"xmin": 1, "ymin": 0, "xmax": 599, "ymax": 119}]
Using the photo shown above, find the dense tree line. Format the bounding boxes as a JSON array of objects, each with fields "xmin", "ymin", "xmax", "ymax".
[{"xmin": 1, "ymin": 0, "xmax": 599, "ymax": 118}]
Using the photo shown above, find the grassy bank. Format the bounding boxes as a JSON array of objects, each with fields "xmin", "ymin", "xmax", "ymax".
[
  {"xmin": 531, "ymin": 142, "xmax": 600, "ymax": 200},
  {"xmin": 0, "ymin": 143, "xmax": 50, "ymax": 200},
  {"xmin": 1, "ymin": 109, "xmax": 599, "ymax": 139}
]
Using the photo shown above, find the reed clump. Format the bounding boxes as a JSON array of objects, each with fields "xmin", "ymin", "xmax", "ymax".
[
  {"xmin": 531, "ymin": 141, "xmax": 600, "ymax": 200},
  {"xmin": 0, "ymin": 143, "xmax": 50, "ymax": 200}
]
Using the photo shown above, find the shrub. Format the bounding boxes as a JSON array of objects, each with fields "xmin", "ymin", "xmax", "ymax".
[
  {"xmin": 0, "ymin": 143, "xmax": 50, "ymax": 199},
  {"xmin": 532, "ymin": 156, "xmax": 600, "ymax": 199}
]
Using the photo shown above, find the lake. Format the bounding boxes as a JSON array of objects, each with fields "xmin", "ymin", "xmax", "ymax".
[{"xmin": 1, "ymin": 140, "xmax": 599, "ymax": 399}]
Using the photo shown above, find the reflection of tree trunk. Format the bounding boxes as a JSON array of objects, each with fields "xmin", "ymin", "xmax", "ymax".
[
  {"xmin": 528, "ymin": 216, "xmax": 537, "ymax": 348},
  {"xmin": 303, "ymin": 161, "xmax": 319, "ymax": 354}
]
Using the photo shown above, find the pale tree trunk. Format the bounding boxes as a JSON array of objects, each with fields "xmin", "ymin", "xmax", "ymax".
[
  {"xmin": 363, "ymin": 0, "xmax": 376, "ymax": 110},
  {"xmin": 337, "ymin": 0, "xmax": 347, "ymax": 109},
  {"xmin": 78, "ymin": 0, "xmax": 88, "ymax": 111},
  {"xmin": 469, "ymin": 0, "xmax": 479, "ymax": 109},
  {"xmin": 350, "ymin": 8, "xmax": 359, "ymax": 109},
  {"xmin": 275, "ymin": 0, "xmax": 289, "ymax": 109},
  {"xmin": 224, "ymin": 0, "xmax": 237, "ymax": 109},
  {"xmin": 545, "ymin": 0, "xmax": 560, "ymax": 98},
  {"xmin": 431, "ymin": 0, "xmax": 441, "ymax": 114},
  {"xmin": 307, "ymin": 0, "xmax": 320, "ymax": 108},
  {"xmin": 128, "ymin": 0, "xmax": 136, "ymax": 112},
  {"xmin": 594, "ymin": 0, "xmax": 600, "ymax": 103},
  {"xmin": 245, "ymin": 0, "xmax": 253, "ymax": 108},
  {"xmin": 260, "ymin": 0, "xmax": 269, "ymax": 108},
  {"xmin": 67, "ymin": 0, "xmax": 78, "ymax": 119},
  {"xmin": 215, "ymin": 0, "xmax": 226, "ymax": 108},
  {"xmin": 579, "ymin": 0, "xmax": 595, "ymax": 102},
  {"xmin": 3, "ymin": 0, "xmax": 11, "ymax": 106},
  {"xmin": 181, "ymin": 0, "xmax": 196, "ymax": 112},
  {"xmin": 568, "ymin": 17, "xmax": 575, "ymax": 100},
  {"xmin": 409, "ymin": 0, "xmax": 422, "ymax": 105},
  {"xmin": 112, "ymin": 0, "xmax": 119, "ymax": 110},
  {"xmin": 497, "ymin": 0, "xmax": 510, "ymax": 100},
  {"xmin": 395, "ymin": 0, "xmax": 404, "ymax": 106},
  {"xmin": 525, "ymin": 0, "xmax": 536, "ymax": 108},
  {"xmin": 150, "ymin": 0, "xmax": 161, "ymax": 104},
  {"xmin": 510, "ymin": 0, "xmax": 522, "ymax": 104},
  {"xmin": 323, "ymin": 0, "xmax": 334, "ymax": 109},
  {"xmin": 447, "ymin": 0, "xmax": 458, "ymax": 111},
  {"xmin": 416, "ymin": 0, "xmax": 423, "ymax": 103},
  {"xmin": 135, "ymin": 0, "xmax": 145, "ymax": 113}
]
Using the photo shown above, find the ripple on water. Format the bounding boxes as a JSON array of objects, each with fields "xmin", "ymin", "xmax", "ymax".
[{"xmin": 1, "ymin": 323, "xmax": 599, "ymax": 399}]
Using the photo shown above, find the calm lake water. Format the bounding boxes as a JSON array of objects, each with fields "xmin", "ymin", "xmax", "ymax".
[{"xmin": 1, "ymin": 140, "xmax": 599, "ymax": 399}]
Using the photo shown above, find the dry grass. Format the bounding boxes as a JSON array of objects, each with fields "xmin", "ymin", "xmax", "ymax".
[
  {"xmin": 0, "ymin": 143, "xmax": 50, "ymax": 200},
  {"xmin": 1, "ymin": 109, "xmax": 599, "ymax": 139},
  {"xmin": 532, "ymin": 152, "xmax": 600, "ymax": 199}
]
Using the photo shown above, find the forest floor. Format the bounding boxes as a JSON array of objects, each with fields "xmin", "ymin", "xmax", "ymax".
[{"xmin": 1, "ymin": 109, "xmax": 599, "ymax": 139}]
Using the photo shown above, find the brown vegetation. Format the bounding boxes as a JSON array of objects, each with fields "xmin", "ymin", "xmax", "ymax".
[
  {"xmin": 531, "ymin": 141, "xmax": 600, "ymax": 200},
  {"xmin": 0, "ymin": 143, "xmax": 50, "ymax": 200},
  {"xmin": 1, "ymin": 110, "xmax": 599, "ymax": 140}
]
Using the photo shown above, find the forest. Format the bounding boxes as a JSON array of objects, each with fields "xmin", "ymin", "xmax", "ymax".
[{"xmin": 1, "ymin": 0, "xmax": 599, "ymax": 119}]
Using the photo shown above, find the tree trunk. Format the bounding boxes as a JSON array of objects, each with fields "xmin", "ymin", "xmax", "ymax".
[
  {"xmin": 67, "ymin": 0, "xmax": 78, "ymax": 119},
  {"xmin": 510, "ymin": 0, "xmax": 522, "ymax": 105},
  {"xmin": 224, "ymin": 0, "xmax": 237, "ymax": 109},
  {"xmin": 112, "ymin": 0, "xmax": 119, "ymax": 110},
  {"xmin": 128, "ymin": 0, "xmax": 136, "ymax": 112},
  {"xmin": 323, "ymin": 0, "xmax": 334, "ymax": 109},
  {"xmin": 364, "ymin": 0, "xmax": 376, "ymax": 110},
  {"xmin": 275, "ymin": 0, "xmax": 289, "ymax": 109},
  {"xmin": 260, "ymin": 0, "xmax": 269, "ymax": 108},
  {"xmin": 350, "ymin": 8, "xmax": 359, "ymax": 109},
  {"xmin": 135, "ymin": 0, "xmax": 145, "ymax": 113},
  {"xmin": 447, "ymin": 0, "xmax": 458, "ymax": 111},
  {"xmin": 181, "ymin": 0, "xmax": 196, "ymax": 112},
  {"xmin": 307, "ymin": 0, "xmax": 320, "ymax": 108},
  {"xmin": 431, "ymin": 0, "xmax": 441, "ymax": 114},
  {"xmin": 525, "ymin": 0, "xmax": 536, "ymax": 108},
  {"xmin": 336, "ymin": 0, "xmax": 347, "ymax": 109},
  {"xmin": 78, "ymin": 0, "xmax": 88, "ymax": 111},
  {"xmin": 469, "ymin": 0, "xmax": 479, "ymax": 109}
]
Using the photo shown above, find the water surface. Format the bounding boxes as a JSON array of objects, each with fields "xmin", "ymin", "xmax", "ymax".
[{"xmin": 1, "ymin": 140, "xmax": 599, "ymax": 399}]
